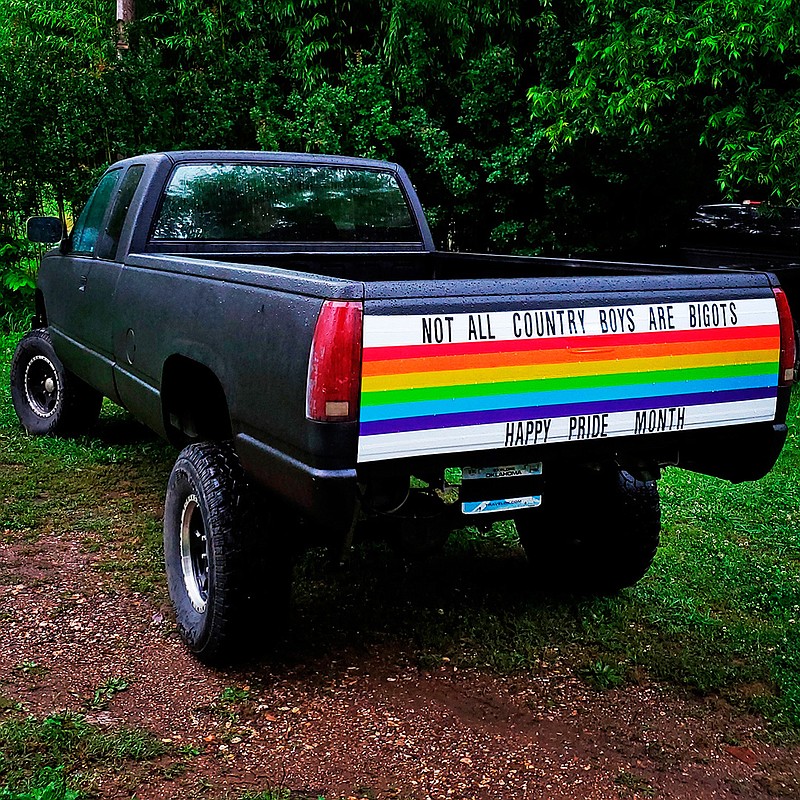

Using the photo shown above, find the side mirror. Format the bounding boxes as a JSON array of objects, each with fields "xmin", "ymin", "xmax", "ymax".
[{"xmin": 26, "ymin": 216, "xmax": 64, "ymax": 244}]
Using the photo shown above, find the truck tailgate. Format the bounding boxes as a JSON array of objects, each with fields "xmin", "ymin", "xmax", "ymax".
[{"xmin": 357, "ymin": 282, "xmax": 781, "ymax": 463}]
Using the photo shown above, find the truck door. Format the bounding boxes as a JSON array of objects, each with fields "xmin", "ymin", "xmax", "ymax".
[{"xmin": 48, "ymin": 165, "xmax": 144, "ymax": 401}]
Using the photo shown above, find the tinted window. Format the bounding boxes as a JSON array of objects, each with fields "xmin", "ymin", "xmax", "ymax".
[
  {"xmin": 98, "ymin": 165, "xmax": 145, "ymax": 260},
  {"xmin": 71, "ymin": 170, "xmax": 121, "ymax": 254},
  {"xmin": 152, "ymin": 163, "xmax": 420, "ymax": 243}
]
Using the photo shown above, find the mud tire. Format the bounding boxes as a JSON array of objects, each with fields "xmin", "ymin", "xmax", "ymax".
[
  {"xmin": 10, "ymin": 328, "xmax": 102, "ymax": 435},
  {"xmin": 515, "ymin": 466, "xmax": 660, "ymax": 595},
  {"xmin": 163, "ymin": 441, "xmax": 292, "ymax": 664}
]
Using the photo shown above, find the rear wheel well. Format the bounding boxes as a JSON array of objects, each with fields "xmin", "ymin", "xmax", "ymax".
[{"xmin": 161, "ymin": 356, "xmax": 232, "ymax": 447}]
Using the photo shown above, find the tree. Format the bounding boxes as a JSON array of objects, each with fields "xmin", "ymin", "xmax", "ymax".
[
  {"xmin": 0, "ymin": 0, "xmax": 119, "ymax": 324},
  {"xmin": 529, "ymin": 0, "xmax": 800, "ymax": 212},
  {"xmin": 248, "ymin": 0, "xmax": 545, "ymax": 252}
]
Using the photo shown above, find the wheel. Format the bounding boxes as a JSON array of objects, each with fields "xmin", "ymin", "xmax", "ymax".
[
  {"xmin": 163, "ymin": 441, "xmax": 292, "ymax": 663},
  {"xmin": 515, "ymin": 465, "xmax": 660, "ymax": 594},
  {"xmin": 9, "ymin": 328, "xmax": 102, "ymax": 435}
]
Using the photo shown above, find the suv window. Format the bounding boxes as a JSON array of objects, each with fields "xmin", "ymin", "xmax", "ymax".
[
  {"xmin": 71, "ymin": 170, "xmax": 121, "ymax": 254},
  {"xmin": 151, "ymin": 163, "xmax": 420, "ymax": 243}
]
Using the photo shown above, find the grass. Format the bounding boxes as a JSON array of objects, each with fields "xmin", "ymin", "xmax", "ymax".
[
  {"xmin": 1, "ymin": 326, "xmax": 800, "ymax": 763},
  {"xmin": 0, "ymin": 713, "xmax": 165, "ymax": 797},
  {"xmin": 0, "ymin": 769, "xmax": 79, "ymax": 800},
  {"xmin": 0, "ymin": 333, "xmax": 174, "ymax": 595}
]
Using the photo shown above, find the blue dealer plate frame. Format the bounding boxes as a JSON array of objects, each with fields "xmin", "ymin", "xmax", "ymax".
[{"xmin": 462, "ymin": 496, "xmax": 542, "ymax": 515}]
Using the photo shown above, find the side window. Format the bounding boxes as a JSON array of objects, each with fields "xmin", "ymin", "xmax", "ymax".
[
  {"xmin": 71, "ymin": 170, "xmax": 121, "ymax": 255},
  {"xmin": 96, "ymin": 165, "xmax": 145, "ymax": 260}
]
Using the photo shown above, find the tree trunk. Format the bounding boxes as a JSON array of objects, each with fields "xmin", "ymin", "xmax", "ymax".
[{"xmin": 116, "ymin": 0, "xmax": 135, "ymax": 51}]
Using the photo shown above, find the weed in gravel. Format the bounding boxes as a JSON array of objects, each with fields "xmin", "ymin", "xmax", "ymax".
[
  {"xmin": 158, "ymin": 761, "xmax": 190, "ymax": 780},
  {"xmin": 580, "ymin": 659, "xmax": 625, "ymax": 691},
  {"xmin": 12, "ymin": 662, "xmax": 48, "ymax": 678},
  {"xmin": 219, "ymin": 686, "xmax": 251, "ymax": 704},
  {"xmin": 85, "ymin": 677, "xmax": 130, "ymax": 711},
  {"xmin": 614, "ymin": 770, "xmax": 655, "ymax": 797},
  {"xmin": 210, "ymin": 686, "xmax": 253, "ymax": 725}
]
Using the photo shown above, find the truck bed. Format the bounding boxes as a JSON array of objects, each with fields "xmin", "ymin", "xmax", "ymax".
[
  {"xmin": 122, "ymin": 249, "xmax": 790, "ymax": 492},
  {"xmin": 195, "ymin": 249, "xmax": 691, "ymax": 283}
]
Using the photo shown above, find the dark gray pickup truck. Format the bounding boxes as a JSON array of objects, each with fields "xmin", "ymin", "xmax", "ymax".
[{"xmin": 13, "ymin": 151, "xmax": 796, "ymax": 662}]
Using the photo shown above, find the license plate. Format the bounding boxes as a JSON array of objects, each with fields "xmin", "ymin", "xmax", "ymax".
[
  {"xmin": 462, "ymin": 496, "xmax": 542, "ymax": 515},
  {"xmin": 462, "ymin": 462, "xmax": 542, "ymax": 481}
]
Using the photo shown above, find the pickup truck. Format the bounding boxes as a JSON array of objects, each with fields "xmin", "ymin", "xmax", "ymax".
[{"xmin": 13, "ymin": 151, "xmax": 796, "ymax": 663}]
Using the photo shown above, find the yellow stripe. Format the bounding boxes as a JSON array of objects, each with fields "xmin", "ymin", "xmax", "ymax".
[{"xmin": 361, "ymin": 349, "xmax": 777, "ymax": 393}]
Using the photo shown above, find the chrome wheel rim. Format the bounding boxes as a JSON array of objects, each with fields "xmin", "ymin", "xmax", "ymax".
[
  {"xmin": 180, "ymin": 494, "xmax": 209, "ymax": 613},
  {"xmin": 24, "ymin": 355, "xmax": 59, "ymax": 418}
]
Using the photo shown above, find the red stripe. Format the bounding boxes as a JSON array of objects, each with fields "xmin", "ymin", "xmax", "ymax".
[{"xmin": 363, "ymin": 323, "xmax": 779, "ymax": 363}]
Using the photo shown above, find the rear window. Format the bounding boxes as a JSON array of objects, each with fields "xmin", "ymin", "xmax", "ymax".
[{"xmin": 151, "ymin": 163, "xmax": 420, "ymax": 243}]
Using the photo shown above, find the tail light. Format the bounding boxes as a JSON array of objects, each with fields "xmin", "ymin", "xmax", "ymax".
[
  {"xmin": 306, "ymin": 300, "xmax": 363, "ymax": 422},
  {"xmin": 774, "ymin": 287, "xmax": 796, "ymax": 386}
]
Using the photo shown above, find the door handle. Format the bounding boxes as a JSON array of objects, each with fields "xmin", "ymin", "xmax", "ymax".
[{"xmin": 79, "ymin": 274, "xmax": 88, "ymax": 292}]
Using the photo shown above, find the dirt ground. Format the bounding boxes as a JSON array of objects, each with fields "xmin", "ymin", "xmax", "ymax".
[{"xmin": 2, "ymin": 530, "xmax": 800, "ymax": 800}]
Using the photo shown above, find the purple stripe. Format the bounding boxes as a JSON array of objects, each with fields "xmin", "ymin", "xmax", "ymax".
[{"xmin": 359, "ymin": 387, "xmax": 777, "ymax": 437}]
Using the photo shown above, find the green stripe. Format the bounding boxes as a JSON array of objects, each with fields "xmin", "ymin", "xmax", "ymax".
[{"xmin": 361, "ymin": 362, "xmax": 778, "ymax": 407}]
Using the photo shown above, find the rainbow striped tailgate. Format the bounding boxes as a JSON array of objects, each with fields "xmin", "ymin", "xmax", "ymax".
[{"xmin": 356, "ymin": 298, "xmax": 780, "ymax": 463}]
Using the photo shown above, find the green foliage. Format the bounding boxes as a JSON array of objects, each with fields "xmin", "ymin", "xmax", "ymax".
[
  {"xmin": 0, "ymin": 0, "xmax": 549, "ymax": 289},
  {"xmin": 1, "ymin": 0, "xmax": 799, "ymax": 322},
  {"xmin": 0, "ymin": 768, "xmax": 79, "ymax": 800},
  {"xmin": 0, "ymin": 0, "xmax": 116, "ymax": 326},
  {"xmin": 614, "ymin": 770, "xmax": 655, "ymax": 797},
  {"xmin": 529, "ymin": 0, "xmax": 800, "ymax": 204},
  {"xmin": 580, "ymin": 658, "xmax": 625, "ymax": 690},
  {"xmin": 86, "ymin": 678, "xmax": 130, "ymax": 712},
  {"xmin": 254, "ymin": 60, "xmax": 400, "ymax": 159},
  {"xmin": 218, "ymin": 686, "xmax": 251, "ymax": 705}
]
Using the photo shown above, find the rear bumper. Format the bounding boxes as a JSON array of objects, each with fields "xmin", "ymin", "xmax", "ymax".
[
  {"xmin": 235, "ymin": 414, "xmax": 790, "ymax": 530},
  {"xmin": 677, "ymin": 421, "xmax": 789, "ymax": 483},
  {"xmin": 235, "ymin": 433, "xmax": 358, "ymax": 529},
  {"xmin": 354, "ymin": 419, "xmax": 791, "ymax": 486}
]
